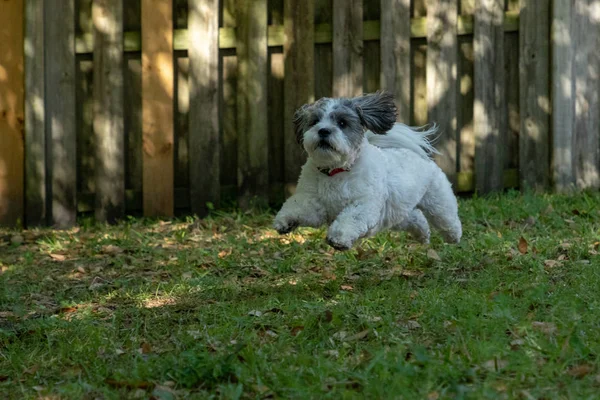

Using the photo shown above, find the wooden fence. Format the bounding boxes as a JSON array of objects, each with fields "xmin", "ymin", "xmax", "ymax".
[{"xmin": 0, "ymin": 0, "xmax": 599, "ymax": 227}]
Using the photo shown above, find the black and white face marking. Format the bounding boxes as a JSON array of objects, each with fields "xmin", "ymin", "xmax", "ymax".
[{"xmin": 293, "ymin": 92, "xmax": 398, "ymax": 169}]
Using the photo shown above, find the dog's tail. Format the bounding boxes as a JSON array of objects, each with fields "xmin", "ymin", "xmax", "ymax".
[{"xmin": 366, "ymin": 123, "xmax": 439, "ymax": 159}]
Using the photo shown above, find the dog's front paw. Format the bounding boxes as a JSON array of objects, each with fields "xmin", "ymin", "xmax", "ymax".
[
  {"xmin": 326, "ymin": 226, "xmax": 356, "ymax": 251},
  {"xmin": 326, "ymin": 236, "xmax": 352, "ymax": 251},
  {"xmin": 273, "ymin": 216, "xmax": 299, "ymax": 235}
]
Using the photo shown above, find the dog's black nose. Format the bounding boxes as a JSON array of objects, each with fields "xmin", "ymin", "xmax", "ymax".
[{"xmin": 318, "ymin": 128, "xmax": 331, "ymax": 138}]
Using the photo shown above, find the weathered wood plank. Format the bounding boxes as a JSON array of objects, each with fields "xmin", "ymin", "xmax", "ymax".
[
  {"xmin": 474, "ymin": 0, "xmax": 505, "ymax": 193},
  {"xmin": 46, "ymin": 0, "xmax": 77, "ymax": 228},
  {"xmin": 141, "ymin": 0, "xmax": 174, "ymax": 216},
  {"xmin": 0, "ymin": 0, "xmax": 25, "ymax": 226},
  {"xmin": 519, "ymin": 0, "xmax": 549, "ymax": 190},
  {"xmin": 93, "ymin": 0, "xmax": 124, "ymax": 222},
  {"xmin": 237, "ymin": 0, "xmax": 268, "ymax": 208},
  {"xmin": 284, "ymin": 0, "xmax": 314, "ymax": 193},
  {"xmin": 572, "ymin": 1, "xmax": 600, "ymax": 189},
  {"xmin": 220, "ymin": 0, "xmax": 238, "ymax": 202},
  {"xmin": 332, "ymin": 0, "xmax": 363, "ymax": 97},
  {"xmin": 24, "ymin": 0, "xmax": 46, "ymax": 226},
  {"xmin": 504, "ymin": 31, "xmax": 520, "ymax": 171},
  {"xmin": 551, "ymin": 0, "xmax": 574, "ymax": 191},
  {"xmin": 314, "ymin": 0, "xmax": 333, "ymax": 100},
  {"xmin": 188, "ymin": 0, "xmax": 220, "ymax": 216},
  {"xmin": 412, "ymin": 41, "xmax": 428, "ymax": 126},
  {"xmin": 426, "ymin": 0, "xmax": 458, "ymax": 184},
  {"xmin": 268, "ymin": 51, "xmax": 285, "ymax": 203},
  {"xmin": 457, "ymin": 37, "xmax": 474, "ymax": 173},
  {"xmin": 381, "ymin": 0, "xmax": 411, "ymax": 122}
]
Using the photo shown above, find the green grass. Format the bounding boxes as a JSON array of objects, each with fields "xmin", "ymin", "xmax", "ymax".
[{"xmin": 1, "ymin": 190, "xmax": 600, "ymax": 399}]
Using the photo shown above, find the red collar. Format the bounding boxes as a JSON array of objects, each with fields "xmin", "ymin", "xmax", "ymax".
[{"xmin": 319, "ymin": 167, "xmax": 348, "ymax": 177}]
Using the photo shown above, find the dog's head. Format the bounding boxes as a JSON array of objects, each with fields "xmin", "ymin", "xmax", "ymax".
[{"xmin": 294, "ymin": 91, "xmax": 397, "ymax": 168}]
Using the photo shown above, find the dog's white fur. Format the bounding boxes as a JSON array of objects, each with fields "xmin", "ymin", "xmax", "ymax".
[{"xmin": 274, "ymin": 92, "xmax": 462, "ymax": 250}]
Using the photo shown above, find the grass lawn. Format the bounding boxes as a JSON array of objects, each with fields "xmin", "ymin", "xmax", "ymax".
[{"xmin": 1, "ymin": 191, "xmax": 600, "ymax": 399}]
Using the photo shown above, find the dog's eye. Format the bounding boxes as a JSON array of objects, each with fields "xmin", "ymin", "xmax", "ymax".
[
  {"xmin": 338, "ymin": 119, "xmax": 346, "ymax": 128},
  {"xmin": 309, "ymin": 118, "xmax": 319, "ymax": 127}
]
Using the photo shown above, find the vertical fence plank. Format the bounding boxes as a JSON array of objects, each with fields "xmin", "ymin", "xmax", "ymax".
[
  {"xmin": 24, "ymin": 0, "xmax": 46, "ymax": 226},
  {"xmin": 474, "ymin": 0, "xmax": 505, "ymax": 193},
  {"xmin": 237, "ymin": 0, "xmax": 268, "ymax": 208},
  {"xmin": 519, "ymin": 0, "xmax": 550, "ymax": 190},
  {"xmin": 188, "ymin": 0, "xmax": 220, "ymax": 216},
  {"xmin": 46, "ymin": 0, "xmax": 77, "ymax": 228},
  {"xmin": 315, "ymin": 0, "xmax": 333, "ymax": 100},
  {"xmin": 572, "ymin": 1, "xmax": 600, "ymax": 189},
  {"xmin": 381, "ymin": 0, "xmax": 411, "ymax": 122},
  {"xmin": 283, "ymin": 0, "xmax": 314, "ymax": 193},
  {"xmin": 93, "ymin": 0, "xmax": 124, "ymax": 222},
  {"xmin": 551, "ymin": 0, "xmax": 574, "ymax": 191},
  {"xmin": 427, "ymin": 0, "xmax": 458, "ymax": 184},
  {"xmin": 333, "ymin": 0, "xmax": 363, "ymax": 97},
  {"xmin": 0, "ymin": 0, "xmax": 25, "ymax": 226},
  {"xmin": 141, "ymin": 0, "xmax": 174, "ymax": 216}
]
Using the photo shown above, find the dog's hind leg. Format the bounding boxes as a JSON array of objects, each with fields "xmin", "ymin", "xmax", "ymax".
[
  {"xmin": 418, "ymin": 171, "xmax": 462, "ymax": 243},
  {"xmin": 395, "ymin": 209, "xmax": 430, "ymax": 244}
]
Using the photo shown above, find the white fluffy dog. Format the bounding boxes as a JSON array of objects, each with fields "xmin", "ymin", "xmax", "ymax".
[{"xmin": 273, "ymin": 91, "xmax": 462, "ymax": 250}]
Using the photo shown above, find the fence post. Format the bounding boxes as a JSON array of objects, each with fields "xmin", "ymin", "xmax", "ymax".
[
  {"xmin": 188, "ymin": 0, "xmax": 220, "ymax": 217},
  {"xmin": 572, "ymin": 0, "xmax": 600, "ymax": 189},
  {"xmin": 283, "ymin": 0, "xmax": 314, "ymax": 194},
  {"xmin": 141, "ymin": 0, "xmax": 174, "ymax": 217},
  {"xmin": 46, "ymin": 0, "xmax": 77, "ymax": 228},
  {"xmin": 426, "ymin": 0, "xmax": 458, "ymax": 185},
  {"xmin": 24, "ymin": 0, "xmax": 46, "ymax": 227},
  {"xmin": 237, "ymin": 0, "xmax": 268, "ymax": 209},
  {"xmin": 333, "ymin": 0, "xmax": 363, "ymax": 98},
  {"xmin": 0, "ymin": 0, "xmax": 25, "ymax": 226},
  {"xmin": 519, "ymin": 0, "xmax": 550, "ymax": 191},
  {"xmin": 474, "ymin": 0, "xmax": 506, "ymax": 193},
  {"xmin": 93, "ymin": 0, "xmax": 125, "ymax": 223},
  {"xmin": 381, "ymin": 0, "xmax": 411, "ymax": 123}
]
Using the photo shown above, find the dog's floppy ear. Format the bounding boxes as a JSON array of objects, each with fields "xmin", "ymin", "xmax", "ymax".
[
  {"xmin": 352, "ymin": 91, "xmax": 397, "ymax": 134},
  {"xmin": 293, "ymin": 103, "xmax": 313, "ymax": 144}
]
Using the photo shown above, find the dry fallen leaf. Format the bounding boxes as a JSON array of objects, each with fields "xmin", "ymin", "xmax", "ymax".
[
  {"xmin": 322, "ymin": 310, "xmax": 333, "ymax": 323},
  {"xmin": 428, "ymin": 391, "xmax": 440, "ymax": 400},
  {"xmin": 102, "ymin": 245, "xmax": 123, "ymax": 255},
  {"xmin": 532, "ymin": 321, "xmax": 557, "ymax": 335},
  {"xmin": 140, "ymin": 342, "xmax": 152, "ymax": 354},
  {"xmin": 518, "ymin": 237, "xmax": 528, "ymax": 254},
  {"xmin": 544, "ymin": 260, "xmax": 562, "ymax": 269},
  {"xmin": 248, "ymin": 310, "xmax": 263, "ymax": 317},
  {"xmin": 50, "ymin": 253, "xmax": 66, "ymax": 262},
  {"xmin": 344, "ymin": 329, "xmax": 370, "ymax": 342},
  {"xmin": 340, "ymin": 285, "xmax": 354, "ymax": 291},
  {"xmin": 567, "ymin": 363, "xmax": 593, "ymax": 379},
  {"xmin": 427, "ymin": 249, "xmax": 441, "ymax": 261},
  {"xmin": 290, "ymin": 326, "xmax": 304, "ymax": 336},
  {"xmin": 481, "ymin": 358, "xmax": 509, "ymax": 372}
]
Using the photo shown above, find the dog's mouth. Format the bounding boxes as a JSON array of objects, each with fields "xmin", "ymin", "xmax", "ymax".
[{"xmin": 317, "ymin": 140, "xmax": 334, "ymax": 150}]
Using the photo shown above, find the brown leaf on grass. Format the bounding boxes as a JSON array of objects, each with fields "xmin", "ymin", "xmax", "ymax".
[
  {"xmin": 140, "ymin": 342, "xmax": 152, "ymax": 354},
  {"xmin": 518, "ymin": 237, "xmax": 528, "ymax": 254},
  {"xmin": 427, "ymin": 249, "xmax": 441, "ymax": 261},
  {"xmin": 0, "ymin": 311, "xmax": 15, "ymax": 318},
  {"xmin": 340, "ymin": 285, "xmax": 354, "ymax": 291},
  {"xmin": 50, "ymin": 253, "xmax": 66, "ymax": 262},
  {"xmin": 322, "ymin": 310, "xmax": 333, "ymax": 323},
  {"xmin": 481, "ymin": 358, "xmax": 509, "ymax": 372},
  {"xmin": 23, "ymin": 365, "xmax": 39, "ymax": 375},
  {"xmin": 102, "ymin": 245, "xmax": 123, "ymax": 255},
  {"xmin": 105, "ymin": 379, "xmax": 154, "ymax": 390},
  {"xmin": 344, "ymin": 329, "xmax": 370, "ymax": 342},
  {"xmin": 567, "ymin": 363, "xmax": 593, "ymax": 379},
  {"xmin": 428, "ymin": 391, "xmax": 440, "ymax": 400},
  {"xmin": 290, "ymin": 326, "xmax": 304, "ymax": 336},
  {"xmin": 59, "ymin": 306, "xmax": 77, "ymax": 314},
  {"xmin": 532, "ymin": 321, "xmax": 557, "ymax": 335},
  {"xmin": 544, "ymin": 260, "xmax": 562, "ymax": 269}
]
